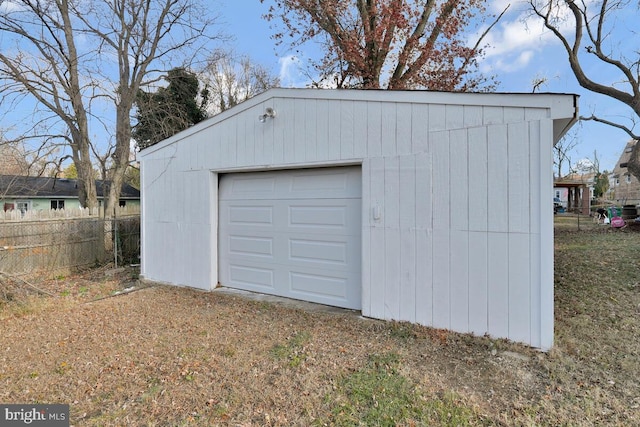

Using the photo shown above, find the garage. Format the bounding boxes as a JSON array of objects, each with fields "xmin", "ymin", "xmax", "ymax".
[
  {"xmin": 218, "ymin": 167, "xmax": 362, "ymax": 309},
  {"xmin": 138, "ymin": 88, "xmax": 579, "ymax": 349}
]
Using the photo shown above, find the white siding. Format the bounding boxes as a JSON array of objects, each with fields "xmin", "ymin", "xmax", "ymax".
[{"xmin": 139, "ymin": 89, "xmax": 576, "ymax": 349}]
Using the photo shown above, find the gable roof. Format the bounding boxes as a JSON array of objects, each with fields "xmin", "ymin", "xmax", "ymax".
[
  {"xmin": 0, "ymin": 175, "xmax": 140, "ymax": 199},
  {"xmin": 138, "ymin": 88, "xmax": 579, "ymax": 156}
]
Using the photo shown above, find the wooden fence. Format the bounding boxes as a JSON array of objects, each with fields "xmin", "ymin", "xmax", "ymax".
[
  {"xmin": 0, "ymin": 211, "xmax": 140, "ymax": 277},
  {"xmin": 0, "ymin": 205, "xmax": 139, "ymax": 221}
]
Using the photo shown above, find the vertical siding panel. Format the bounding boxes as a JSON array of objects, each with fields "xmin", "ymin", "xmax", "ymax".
[
  {"xmin": 381, "ymin": 102, "xmax": 397, "ymax": 156},
  {"xmin": 446, "ymin": 104, "xmax": 464, "ymax": 130},
  {"xmin": 353, "ymin": 101, "xmax": 368, "ymax": 158},
  {"xmin": 414, "ymin": 152, "xmax": 433, "ymax": 325},
  {"xmin": 468, "ymin": 231, "xmax": 488, "ymax": 334},
  {"xmin": 236, "ymin": 117, "xmax": 247, "ymax": 166},
  {"xmin": 411, "ymin": 104, "xmax": 429, "ymax": 154},
  {"xmin": 483, "ymin": 106, "xmax": 503, "ymax": 125},
  {"xmin": 429, "ymin": 104, "xmax": 446, "ymax": 132},
  {"xmin": 261, "ymin": 111, "xmax": 274, "ymax": 165},
  {"xmin": 539, "ymin": 119, "xmax": 555, "ymax": 350},
  {"xmin": 283, "ymin": 99, "xmax": 296, "ymax": 163},
  {"xmin": 488, "ymin": 233, "xmax": 509, "ymax": 338},
  {"xmin": 504, "ymin": 106, "xmax": 525, "ymax": 124},
  {"xmin": 361, "ymin": 160, "xmax": 372, "ymax": 316},
  {"xmin": 487, "ymin": 125, "xmax": 508, "ymax": 232},
  {"xmin": 304, "ymin": 99, "xmax": 317, "ymax": 162},
  {"xmin": 367, "ymin": 102, "xmax": 382, "ymax": 157},
  {"xmin": 294, "ymin": 98, "xmax": 307, "ymax": 162},
  {"xmin": 487, "ymin": 123, "xmax": 509, "ymax": 338},
  {"xmin": 450, "ymin": 129, "xmax": 468, "ymax": 230},
  {"xmin": 529, "ymin": 121, "xmax": 542, "ymax": 347},
  {"xmin": 467, "ymin": 126, "xmax": 489, "ymax": 335},
  {"xmin": 384, "ymin": 156, "xmax": 401, "ymax": 319},
  {"xmin": 368, "ymin": 157, "xmax": 386, "ymax": 318},
  {"xmin": 468, "ymin": 127, "xmax": 488, "ymax": 232},
  {"xmin": 508, "ymin": 122, "xmax": 530, "ymax": 233},
  {"xmin": 450, "ymin": 231, "xmax": 469, "ymax": 332},
  {"xmin": 529, "ymin": 122, "xmax": 542, "ymax": 234},
  {"xmin": 327, "ymin": 100, "xmax": 341, "ymax": 160},
  {"xmin": 449, "ymin": 129, "xmax": 469, "ymax": 332},
  {"xmin": 396, "ymin": 103, "xmax": 412, "ymax": 155},
  {"xmin": 208, "ymin": 129, "xmax": 221, "ymax": 169},
  {"xmin": 399, "ymin": 155, "xmax": 416, "ymax": 322},
  {"xmin": 509, "ymin": 233, "xmax": 531, "ymax": 343},
  {"xmin": 463, "ymin": 105, "xmax": 483, "ymax": 128},
  {"xmin": 525, "ymin": 107, "xmax": 547, "ymax": 121},
  {"xmin": 431, "ymin": 131, "xmax": 450, "ymax": 329},
  {"xmin": 245, "ymin": 113, "xmax": 255, "ymax": 165},
  {"xmin": 254, "ymin": 113, "xmax": 264, "ymax": 164},
  {"xmin": 272, "ymin": 102, "xmax": 285, "ymax": 164},
  {"xmin": 341, "ymin": 100, "xmax": 355, "ymax": 159},
  {"xmin": 316, "ymin": 99, "xmax": 330, "ymax": 160}
]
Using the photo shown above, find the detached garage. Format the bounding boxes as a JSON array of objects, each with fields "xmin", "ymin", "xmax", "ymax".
[{"xmin": 138, "ymin": 88, "xmax": 578, "ymax": 350}]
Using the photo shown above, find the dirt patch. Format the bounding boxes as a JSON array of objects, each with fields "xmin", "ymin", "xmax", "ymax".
[{"xmin": 1, "ymin": 226, "xmax": 639, "ymax": 426}]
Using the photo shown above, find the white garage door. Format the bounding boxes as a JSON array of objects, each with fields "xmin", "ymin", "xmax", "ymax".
[{"xmin": 219, "ymin": 167, "xmax": 361, "ymax": 309}]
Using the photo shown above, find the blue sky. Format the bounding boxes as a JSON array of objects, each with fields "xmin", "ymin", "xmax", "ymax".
[{"xmin": 219, "ymin": 0, "xmax": 637, "ymax": 173}]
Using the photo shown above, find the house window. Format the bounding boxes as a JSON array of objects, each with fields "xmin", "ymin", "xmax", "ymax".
[
  {"xmin": 616, "ymin": 177, "xmax": 620, "ymax": 185},
  {"xmin": 16, "ymin": 201, "xmax": 30, "ymax": 215},
  {"xmin": 555, "ymin": 190, "xmax": 561, "ymax": 198},
  {"xmin": 119, "ymin": 200, "xmax": 126, "ymax": 207},
  {"xmin": 626, "ymin": 175, "xmax": 632, "ymax": 184},
  {"xmin": 51, "ymin": 200, "xmax": 65, "ymax": 210}
]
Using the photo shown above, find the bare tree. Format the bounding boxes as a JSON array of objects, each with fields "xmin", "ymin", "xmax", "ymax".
[
  {"xmin": 0, "ymin": 0, "xmax": 220, "ymax": 217},
  {"xmin": 529, "ymin": 0, "xmax": 640, "ymax": 177},
  {"xmin": 201, "ymin": 49, "xmax": 280, "ymax": 115},
  {"xmin": 0, "ymin": 0, "xmax": 98, "ymax": 209},
  {"xmin": 554, "ymin": 128, "xmax": 579, "ymax": 179}
]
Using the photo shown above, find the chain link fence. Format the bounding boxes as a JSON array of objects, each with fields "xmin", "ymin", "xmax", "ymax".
[{"xmin": 0, "ymin": 215, "xmax": 140, "ymax": 277}]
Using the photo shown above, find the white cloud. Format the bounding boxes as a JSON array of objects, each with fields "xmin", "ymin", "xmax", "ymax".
[
  {"xmin": 278, "ymin": 55, "xmax": 304, "ymax": 88},
  {"xmin": 476, "ymin": 1, "xmax": 582, "ymax": 73}
]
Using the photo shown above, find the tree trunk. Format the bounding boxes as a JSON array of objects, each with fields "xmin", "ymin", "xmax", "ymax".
[{"xmin": 626, "ymin": 141, "xmax": 640, "ymax": 183}]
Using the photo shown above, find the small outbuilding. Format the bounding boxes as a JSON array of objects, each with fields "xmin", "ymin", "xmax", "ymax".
[{"xmin": 138, "ymin": 88, "xmax": 578, "ymax": 350}]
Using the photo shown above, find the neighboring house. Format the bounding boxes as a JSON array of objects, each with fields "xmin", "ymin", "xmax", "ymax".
[
  {"xmin": 553, "ymin": 172, "xmax": 594, "ymax": 214},
  {"xmin": 137, "ymin": 88, "xmax": 578, "ymax": 350},
  {"xmin": 0, "ymin": 175, "xmax": 140, "ymax": 213},
  {"xmin": 609, "ymin": 139, "xmax": 640, "ymax": 205}
]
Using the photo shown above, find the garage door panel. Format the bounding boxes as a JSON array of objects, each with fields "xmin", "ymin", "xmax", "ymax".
[
  {"xmin": 226, "ymin": 205, "xmax": 273, "ymax": 226},
  {"xmin": 289, "ymin": 238, "xmax": 347, "ymax": 265},
  {"xmin": 289, "ymin": 271, "xmax": 347, "ymax": 299},
  {"xmin": 289, "ymin": 170, "xmax": 355, "ymax": 198},
  {"xmin": 229, "ymin": 264, "xmax": 274, "ymax": 289},
  {"xmin": 228, "ymin": 236, "xmax": 273, "ymax": 258},
  {"xmin": 219, "ymin": 167, "xmax": 361, "ymax": 310},
  {"xmin": 226, "ymin": 176, "xmax": 277, "ymax": 198},
  {"xmin": 289, "ymin": 205, "xmax": 347, "ymax": 228}
]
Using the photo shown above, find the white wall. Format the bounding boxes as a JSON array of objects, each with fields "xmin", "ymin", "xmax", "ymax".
[{"xmin": 139, "ymin": 89, "xmax": 576, "ymax": 349}]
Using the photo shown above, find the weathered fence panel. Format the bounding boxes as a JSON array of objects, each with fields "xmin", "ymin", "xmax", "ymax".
[{"xmin": 0, "ymin": 213, "xmax": 140, "ymax": 276}]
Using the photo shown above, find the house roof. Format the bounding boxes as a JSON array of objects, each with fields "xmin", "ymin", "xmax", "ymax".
[{"xmin": 0, "ymin": 175, "xmax": 140, "ymax": 199}]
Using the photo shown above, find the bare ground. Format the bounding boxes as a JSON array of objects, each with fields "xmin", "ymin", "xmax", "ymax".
[{"xmin": 1, "ymin": 219, "xmax": 638, "ymax": 426}]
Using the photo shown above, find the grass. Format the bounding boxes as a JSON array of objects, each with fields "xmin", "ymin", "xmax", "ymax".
[
  {"xmin": 0, "ymin": 222, "xmax": 638, "ymax": 425},
  {"xmin": 321, "ymin": 353, "xmax": 487, "ymax": 426}
]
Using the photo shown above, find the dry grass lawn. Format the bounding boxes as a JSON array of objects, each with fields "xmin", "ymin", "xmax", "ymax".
[{"xmin": 1, "ymin": 215, "xmax": 638, "ymax": 426}]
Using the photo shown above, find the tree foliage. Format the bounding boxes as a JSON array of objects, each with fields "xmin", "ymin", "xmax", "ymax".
[
  {"xmin": 530, "ymin": 0, "xmax": 640, "ymax": 179},
  {"xmin": 262, "ymin": 0, "xmax": 504, "ymax": 90},
  {"xmin": 133, "ymin": 68, "xmax": 209, "ymax": 150}
]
